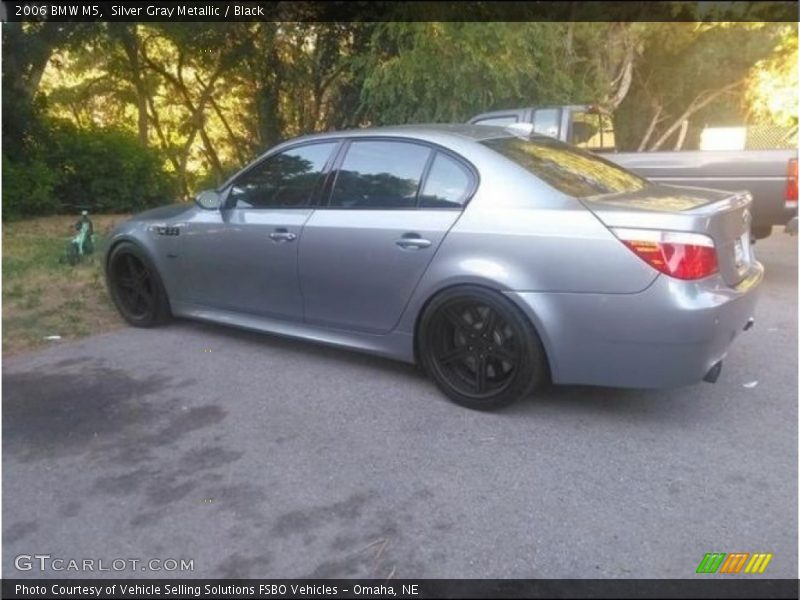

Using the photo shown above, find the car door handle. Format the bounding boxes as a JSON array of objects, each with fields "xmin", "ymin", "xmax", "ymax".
[
  {"xmin": 269, "ymin": 230, "xmax": 297, "ymax": 242},
  {"xmin": 395, "ymin": 234, "xmax": 432, "ymax": 250}
]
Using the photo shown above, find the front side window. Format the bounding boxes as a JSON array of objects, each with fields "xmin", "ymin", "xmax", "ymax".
[
  {"xmin": 482, "ymin": 136, "xmax": 647, "ymax": 198},
  {"xmin": 419, "ymin": 153, "xmax": 473, "ymax": 208},
  {"xmin": 228, "ymin": 142, "xmax": 337, "ymax": 209},
  {"xmin": 330, "ymin": 141, "xmax": 431, "ymax": 209}
]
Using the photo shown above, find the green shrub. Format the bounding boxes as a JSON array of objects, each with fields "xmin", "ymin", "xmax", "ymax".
[
  {"xmin": 2, "ymin": 154, "xmax": 59, "ymax": 220},
  {"xmin": 2, "ymin": 119, "xmax": 177, "ymax": 218},
  {"xmin": 47, "ymin": 121, "xmax": 177, "ymax": 213}
]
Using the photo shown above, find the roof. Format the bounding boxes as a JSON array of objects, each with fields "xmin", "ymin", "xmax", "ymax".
[{"xmin": 291, "ymin": 123, "xmax": 514, "ymax": 145}]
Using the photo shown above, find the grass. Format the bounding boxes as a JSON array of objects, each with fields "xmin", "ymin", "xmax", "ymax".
[{"xmin": 2, "ymin": 214, "xmax": 132, "ymax": 355}]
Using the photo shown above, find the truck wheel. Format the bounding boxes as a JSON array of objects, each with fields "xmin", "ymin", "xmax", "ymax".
[{"xmin": 752, "ymin": 225, "xmax": 772, "ymax": 240}]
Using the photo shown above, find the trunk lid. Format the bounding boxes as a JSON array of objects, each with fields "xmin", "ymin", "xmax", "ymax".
[{"xmin": 582, "ymin": 184, "xmax": 755, "ymax": 287}]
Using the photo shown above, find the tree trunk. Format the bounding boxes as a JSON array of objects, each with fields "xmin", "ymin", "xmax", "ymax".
[
  {"xmin": 199, "ymin": 126, "xmax": 224, "ymax": 182},
  {"xmin": 116, "ymin": 24, "xmax": 149, "ymax": 146},
  {"xmin": 254, "ymin": 23, "xmax": 284, "ymax": 148},
  {"xmin": 142, "ymin": 45, "xmax": 229, "ymax": 192},
  {"xmin": 649, "ymin": 80, "xmax": 745, "ymax": 151},
  {"xmin": 607, "ymin": 40, "xmax": 636, "ymax": 111},
  {"xmin": 146, "ymin": 94, "xmax": 180, "ymax": 173},
  {"xmin": 637, "ymin": 103, "xmax": 662, "ymax": 151},
  {"xmin": 178, "ymin": 128, "xmax": 201, "ymax": 199},
  {"xmin": 673, "ymin": 119, "xmax": 689, "ymax": 151},
  {"xmin": 7, "ymin": 23, "xmax": 71, "ymax": 101},
  {"xmin": 208, "ymin": 95, "xmax": 248, "ymax": 166}
]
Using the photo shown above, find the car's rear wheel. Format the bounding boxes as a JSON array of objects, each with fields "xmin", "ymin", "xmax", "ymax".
[
  {"xmin": 107, "ymin": 242, "xmax": 171, "ymax": 327},
  {"xmin": 419, "ymin": 286, "xmax": 548, "ymax": 410}
]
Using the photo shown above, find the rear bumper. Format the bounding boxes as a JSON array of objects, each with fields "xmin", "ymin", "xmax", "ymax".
[{"xmin": 506, "ymin": 262, "xmax": 764, "ymax": 388}]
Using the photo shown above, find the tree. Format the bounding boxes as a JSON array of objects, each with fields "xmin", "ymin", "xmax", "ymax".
[
  {"xmin": 358, "ymin": 22, "xmax": 654, "ymax": 126},
  {"xmin": 2, "ymin": 22, "xmax": 90, "ymax": 154},
  {"xmin": 745, "ymin": 24, "xmax": 798, "ymax": 130},
  {"xmin": 616, "ymin": 22, "xmax": 788, "ymax": 151},
  {"xmin": 15, "ymin": 20, "xmax": 796, "ymax": 210}
]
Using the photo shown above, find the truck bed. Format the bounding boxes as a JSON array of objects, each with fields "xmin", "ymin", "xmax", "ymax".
[{"xmin": 604, "ymin": 149, "xmax": 796, "ymax": 231}]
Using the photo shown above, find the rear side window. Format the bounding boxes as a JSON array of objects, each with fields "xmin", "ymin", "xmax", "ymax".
[
  {"xmin": 330, "ymin": 141, "xmax": 431, "ymax": 209},
  {"xmin": 481, "ymin": 136, "xmax": 647, "ymax": 198},
  {"xmin": 419, "ymin": 153, "xmax": 473, "ymax": 208},
  {"xmin": 229, "ymin": 142, "xmax": 336, "ymax": 208},
  {"xmin": 474, "ymin": 115, "xmax": 518, "ymax": 126}
]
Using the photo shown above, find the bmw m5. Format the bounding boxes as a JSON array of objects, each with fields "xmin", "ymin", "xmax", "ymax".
[{"xmin": 104, "ymin": 124, "xmax": 762, "ymax": 409}]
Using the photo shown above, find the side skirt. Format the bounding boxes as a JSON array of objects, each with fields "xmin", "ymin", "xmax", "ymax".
[{"xmin": 171, "ymin": 301, "xmax": 416, "ymax": 363}]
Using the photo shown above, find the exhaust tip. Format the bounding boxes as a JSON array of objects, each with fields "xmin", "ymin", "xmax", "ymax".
[{"xmin": 703, "ymin": 361, "xmax": 723, "ymax": 383}]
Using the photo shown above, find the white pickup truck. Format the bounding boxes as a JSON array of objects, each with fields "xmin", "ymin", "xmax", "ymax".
[{"xmin": 469, "ymin": 105, "xmax": 798, "ymax": 238}]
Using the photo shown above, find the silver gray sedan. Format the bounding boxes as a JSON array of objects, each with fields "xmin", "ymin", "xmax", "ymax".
[{"xmin": 104, "ymin": 125, "xmax": 763, "ymax": 409}]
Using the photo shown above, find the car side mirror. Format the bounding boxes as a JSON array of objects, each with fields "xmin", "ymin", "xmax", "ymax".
[{"xmin": 195, "ymin": 189, "xmax": 222, "ymax": 210}]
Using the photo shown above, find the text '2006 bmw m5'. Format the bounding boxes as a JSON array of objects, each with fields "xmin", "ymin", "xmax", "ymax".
[{"xmin": 104, "ymin": 124, "xmax": 763, "ymax": 410}]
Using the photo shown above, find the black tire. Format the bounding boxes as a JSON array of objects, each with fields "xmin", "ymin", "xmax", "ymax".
[
  {"xmin": 418, "ymin": 286, "xmax": 548, "ymax": 410},
  {"xmin": 106, "ymin": 242, "xmax": 171, "ymax": 327},
  {"xmin": 752, "ymin": 225, "xmax": 772, "ymax": 240}
]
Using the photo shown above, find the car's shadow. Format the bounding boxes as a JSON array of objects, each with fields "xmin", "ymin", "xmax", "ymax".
[{"xmin": 168, "ymin": 318, "xmax": 710, "ymax": 424}]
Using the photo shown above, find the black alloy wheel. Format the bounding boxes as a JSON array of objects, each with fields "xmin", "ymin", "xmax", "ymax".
[
  {"xmin": 107, "ymin": 243, "xmax": 171, "ymax": 327},
  {"xmin": 420, "ymin": 286, "xmax": 548, "ymax": 410}
]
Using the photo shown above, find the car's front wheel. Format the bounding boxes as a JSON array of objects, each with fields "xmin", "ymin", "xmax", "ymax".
[
  {"xmin": 418, "ymin": 286, "xmax": 548, "ymax": 410},
  {"xmin": 107, "ymin": 242, "xmax": 171, "ymax": 327}
]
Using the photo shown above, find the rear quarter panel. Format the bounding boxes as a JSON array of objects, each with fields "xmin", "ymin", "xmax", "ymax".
[{"xmin": 395, "ymin": 151, "xmax": 658, "ymax": 335}]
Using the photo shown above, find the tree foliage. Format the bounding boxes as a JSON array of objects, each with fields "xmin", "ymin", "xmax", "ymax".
[
  {"xmin": 615, "ymin": 22, "xmax": 793, "ymax": 150},
  {"xmin": 3, "ymin": 21, "xmax": 795, "ymax": 217}
]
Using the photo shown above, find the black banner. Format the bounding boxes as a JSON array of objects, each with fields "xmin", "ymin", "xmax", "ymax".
[
  {"xmin": 2, "ymin": 579, "xmax": 799, "ymax": 599},
  {"xmin": 2, "ymin": 1, "xmax": 798, "ymax": 23}
]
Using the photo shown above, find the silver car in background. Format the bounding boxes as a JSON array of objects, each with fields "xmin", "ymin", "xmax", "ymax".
[{"xmin": 104, "ymin": 125, "xmax": 763, "ymax": 409}]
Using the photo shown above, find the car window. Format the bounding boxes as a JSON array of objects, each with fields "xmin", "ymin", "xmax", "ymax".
[
  {"xmin": 419, "ymin": 153, "xmax": 473, "ymax": 208},
  {"xmin": 330, "ymin": 141, "xmax": 431, "ymax": 209},
  {"xmin": 228, "ymin": 142, "xmax": 337, "ymax": 209},
  {"xmin": 474, "ymin": 115, "xmax": 519, "ymax": 126},
  {"xmin": 570, "ymin": 112, "xmax": 616, "ymax": 151},
  {"xmin": 532, "ymin": 108, "xmax": 561, "ymax": 138},
  {"xmin": 482, "ymin": 136, "xmax": 647, "ymax": 198}
]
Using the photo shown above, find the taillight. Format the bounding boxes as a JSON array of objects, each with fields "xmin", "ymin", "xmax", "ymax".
[
  {"xmin": 786, "ymin": 158, "xmax": 798, "ymax": 209},
  {"xmin": 612, "ymin": 228, "xmax": 718, "ymax": 280}
]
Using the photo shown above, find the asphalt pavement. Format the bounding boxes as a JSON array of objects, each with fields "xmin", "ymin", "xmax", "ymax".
[{"xmin": 3, "ymin": 230, "xmax": 797, "ymax": 579}]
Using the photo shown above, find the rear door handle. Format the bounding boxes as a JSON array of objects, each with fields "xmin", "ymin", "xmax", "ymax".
[
  {"xmin": 269, "ymin": 229, "xmax": 297, "ymax": 243},
  {"xmin": 395, "ymin": 234, "xmax": 432, "ymax": 250}
]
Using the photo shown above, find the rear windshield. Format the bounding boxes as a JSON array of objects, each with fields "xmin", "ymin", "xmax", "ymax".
[{"xmin": 481, "ymin": 136, "xmax": 647, "ymax": 198}]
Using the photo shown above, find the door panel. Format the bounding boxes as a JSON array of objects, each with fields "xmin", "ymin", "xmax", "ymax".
[
  {"xmin": 299, "ymin": 140, "xmax": 473, "ymax": 334},
  {"xmin": 299, "ymin": 210, "xmax": 460, "ymax": 333},
  {"xmin": 180, "ymin": 209, "xmax": 311, "ymax": 320},
  {"xmin": 177, "ymin": 141, "xmax": 338, "ymax": 319}
]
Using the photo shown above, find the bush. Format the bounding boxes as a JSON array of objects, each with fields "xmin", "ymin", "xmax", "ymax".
[
  {"xmin": 47, "ymin": 121, "xmax": 177, "ymax": 213},
  {"xmin": 2, "ymin": 154, "xmax": 59, "ymax": 220},
  {"xmin": 2, "ymin": 119, "xmax": 177, "ymax": 218}
]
